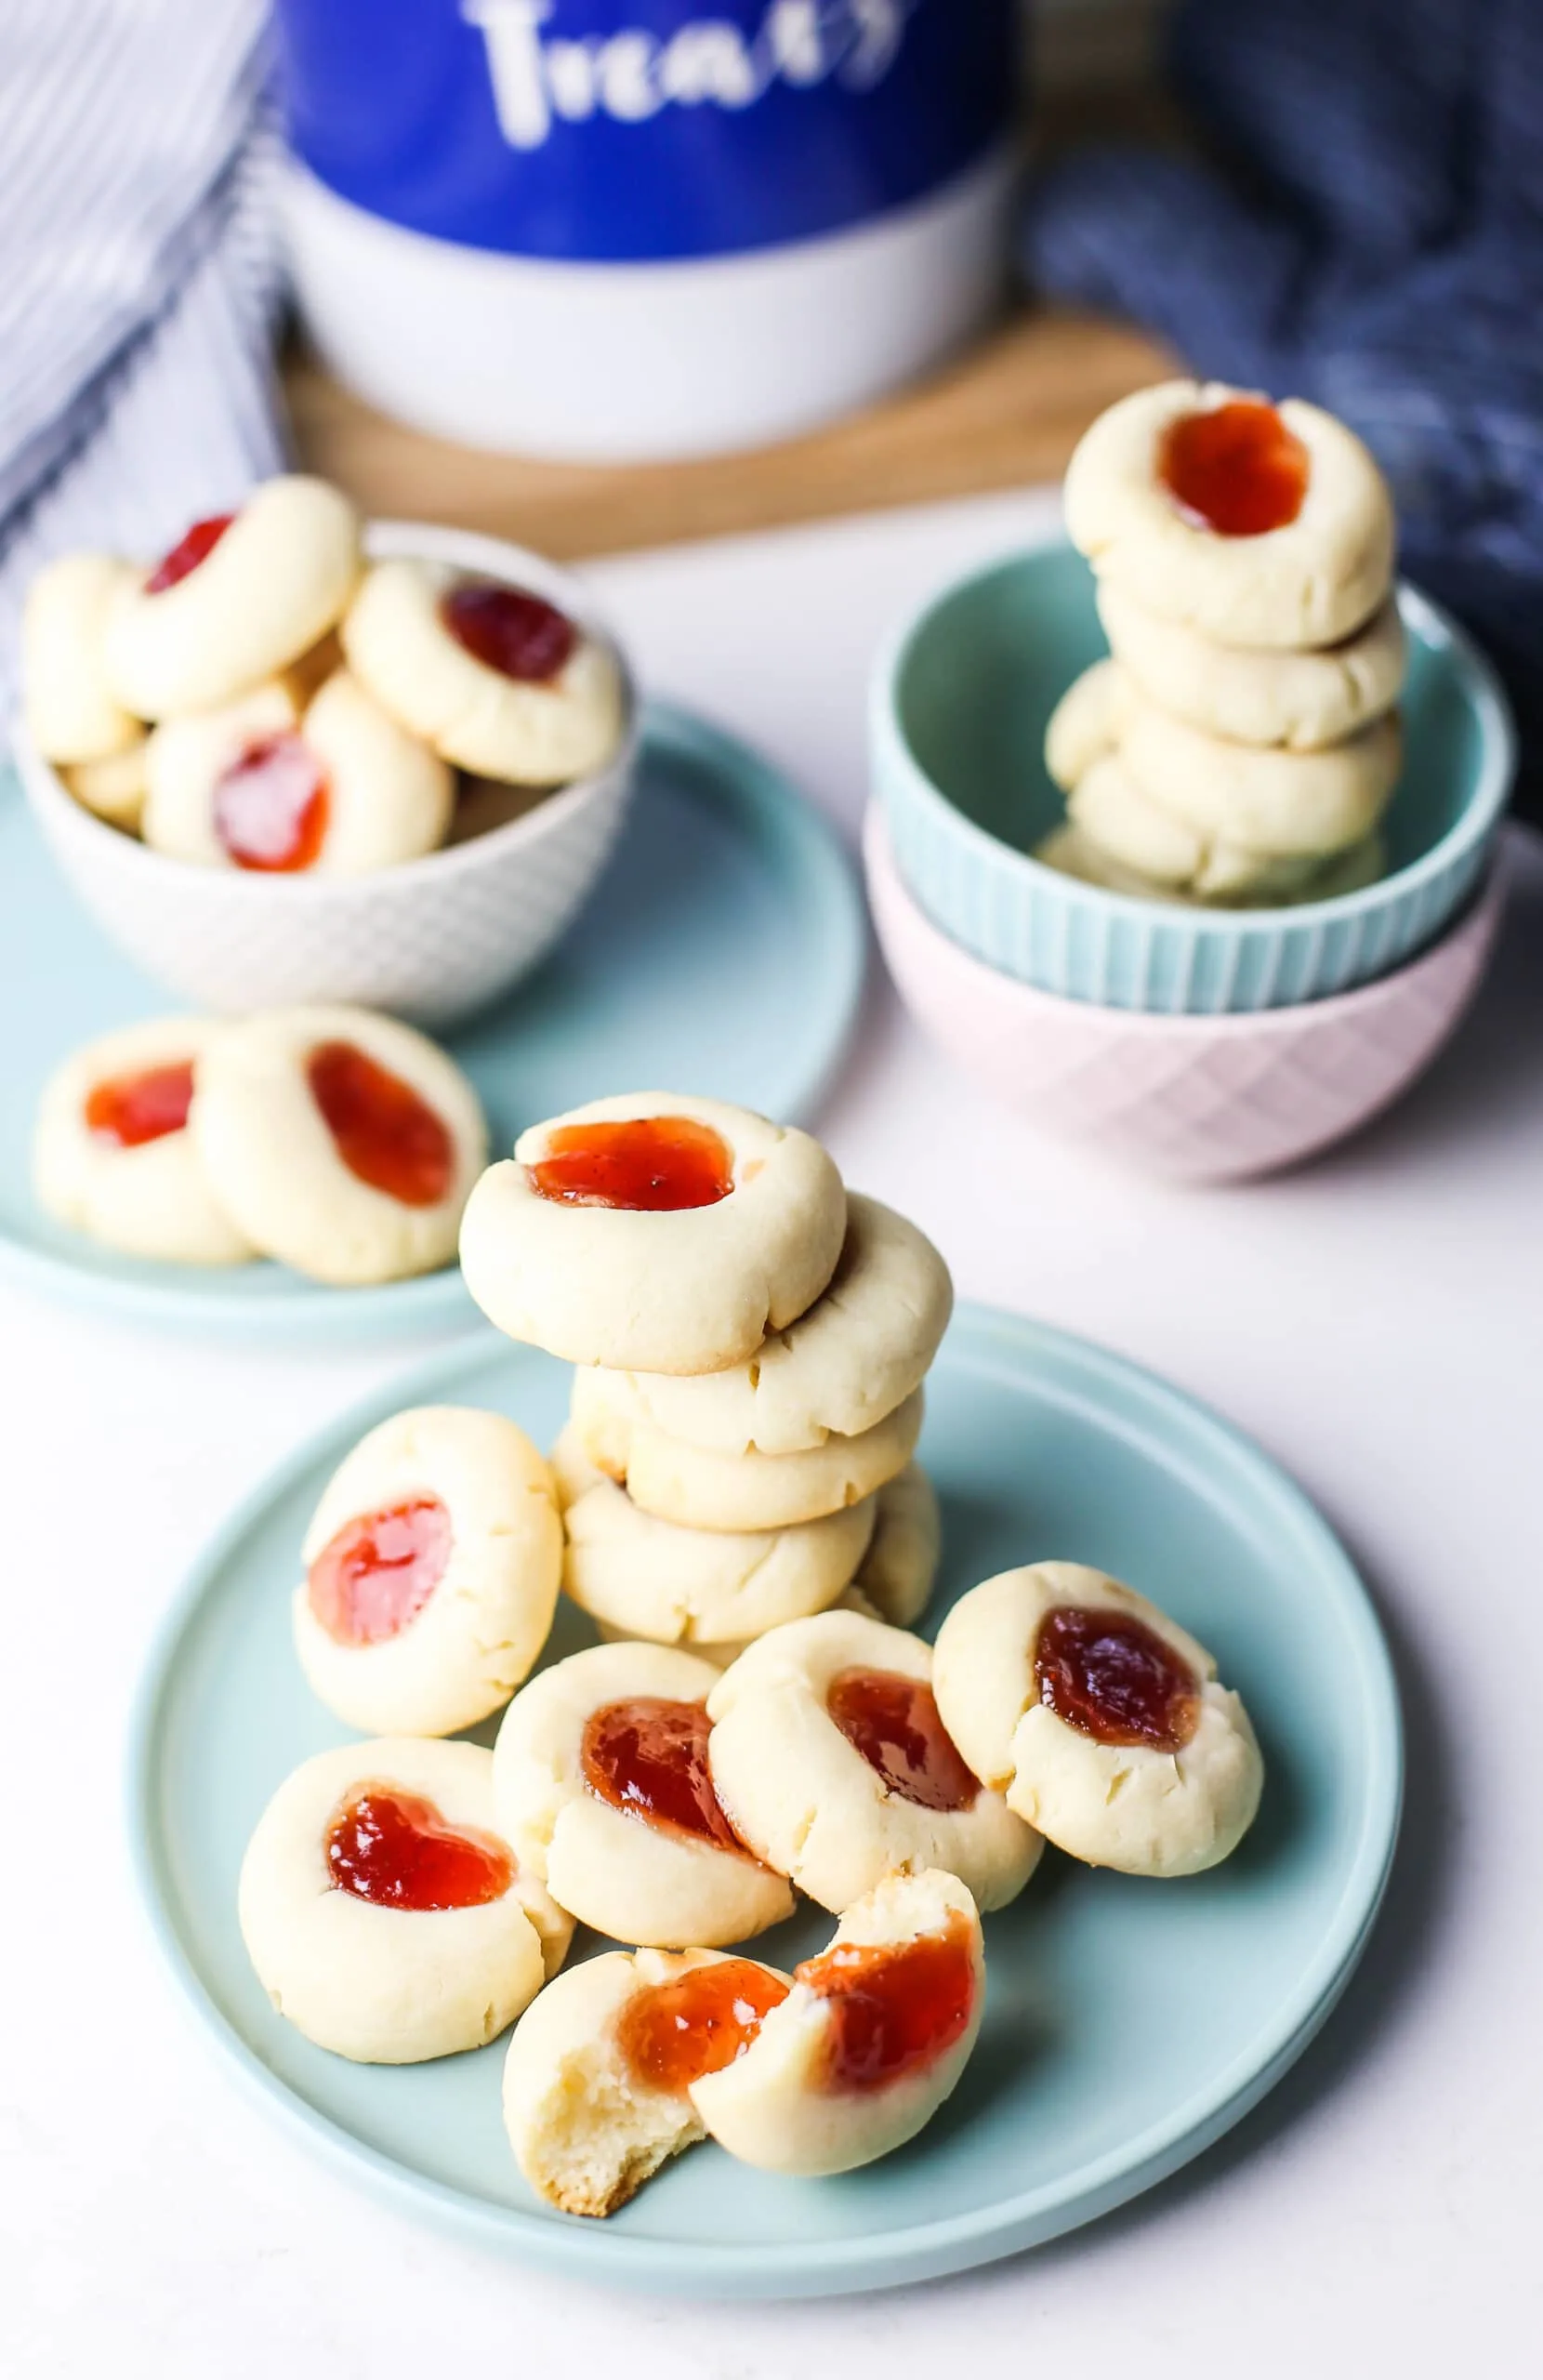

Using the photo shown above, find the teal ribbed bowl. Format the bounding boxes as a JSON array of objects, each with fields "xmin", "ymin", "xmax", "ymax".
[{"xmin": 872, "ymin": 540, "xmax": 1514, "ymax": 1013}]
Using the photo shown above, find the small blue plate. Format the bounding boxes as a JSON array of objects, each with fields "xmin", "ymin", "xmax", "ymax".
[
  {"xmin": 0, "ymin": 703, "xmax": 864, "ymax": 1340},
  {"xmin": 130, "ymin": 1305, "xmax": 1401, "ymax": 2298}
]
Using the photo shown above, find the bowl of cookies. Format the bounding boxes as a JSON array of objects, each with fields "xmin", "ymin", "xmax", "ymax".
[{"xmin": 15, "ymin": 479, "xmax": 637, "ymax": 1027}]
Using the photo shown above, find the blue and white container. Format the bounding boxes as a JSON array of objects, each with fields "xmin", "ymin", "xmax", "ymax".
[{"xmin": 276, "ymin": 1, "xmax": 1020, "ymax": 458}]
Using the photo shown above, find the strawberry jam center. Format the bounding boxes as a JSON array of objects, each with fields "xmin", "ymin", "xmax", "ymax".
[
  {"xmin": 798, "ymin": 1913, "xmax": 975, "ymax": 2093},
  {"xmin": 84, "ymin": 1059, "xmax": 195, "ymax": 1147},
  {"xmin": 146, "ymin": 511, "xmax": 235, "ymax": 594},
  {"xmin": 324, "ymin": 1787, "xmax": 512, "ymax": 1910},
  {"xmin": 618, "ymin": 1959, "xmax": 791, "ymax": 2092},
  {"xmin": 581, "ymin": 1696, "xmax": 748, "ymax": 1854},
  {"xmin": 1035, "ymin": 1605, "xmax": 1200, "ymax": 1751},
  {"xmin": 826, "ymin": 1669, "xmax": 980, "ymax": 1812},
  {"xmin": 527, "ymin": 1116, "xmax": 732, "ymax": 1211},
  {"xmin": 441, "ymin": 581, "xmax": 576, "ymax": 681},
  {"xmin": 212, "ymin": 733, "xmax": 330, "ymax": 872},
  {"xmin": 308, "ymin": 1496, "xmax": 452, "ymax": 1646},
  {"xmin": 1159, "ymin": 401, "xmax": 1308, "ymax": 537},
  {"xmin": 306, "ymin": 1039, "xmax": 455, "ymax": 1208}
]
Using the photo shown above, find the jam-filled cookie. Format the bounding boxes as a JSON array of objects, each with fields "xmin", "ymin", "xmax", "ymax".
[
  {"xmin": 589, "ymin": 1194, "xmax": 952, "ymax": 1457},
  {"xmin": 238, "ymin": 1738, "xmax": 571, "ymax": 2064},
  {"xmin": 503, "ymin": 1946, "xmax": 791, "ymax": 2216},
  {"xmin": 1065, "ymin": 381, "xmax": 1395, "ymax": 649},
  {"xmin": 932, "ymin": 1562, "xmax": 1263, "ymax": 1876},
  {"xmin": 1097, "ymin": 584, "xmax": 1406, "ymax": 752},
  {"xmin": 493, "ymin": 1641, "xmax": 794, "ymax": 1949},
  {"xmin": 192, "ymin": 1005, "xmax": 487, "ymax": 1284},
  {"xmin": 691, "ymin": 1869, "xmax": 983, "ymax": 2176},
  {"xmin": 142, "ymin": 668, "xmax": 453, "ymax": 875},
  {"xmin": 552, "ymin": 1426, "xmax": 875, "ymax": 1648},
  {"xmin": 22, "ymin": 553, "xmax": 143, "ymax": 765},
  {"xmin": 569, "ymin": 1367, "xmax": 923, "ymax": 1533},
  {"xmin": 706, "ymin": 1608, "xmax": 1040, "ymax": 1915},
  {"xmin": 33, "ymin": 1017, "xmax": 254, "ymax": 1265},
  {"xmin": 294, "ymin": 1406, "xmax": 562, "ymax": 1738},
  {"xmin": 104, "ymin": 477, "xmax": 362, "ymax": 717},
  {"xmin": 341, "ymin": 555, "xmax": 625, "ymax": 786},
  {"xmin": 460, "ymin": 1092, "xmax": 847, "ymax": 1375}
]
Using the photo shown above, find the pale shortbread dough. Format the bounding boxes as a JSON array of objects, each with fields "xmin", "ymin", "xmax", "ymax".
[
  {"xmin": 931, "ymin": 1563, "xmax": 1263, "ymax": 1876},
  {"xmin": 692, "ymin": 1869, "xmax": 983, "ymax": 2176},
  {"xmin": 503, "ymin": 1946, "xmax": 791, "ymax": 2215},
  {"xmin": 1098, "ymin": 583, "xmax": 1406, "ymax": 750},
  {"xmin": 1069, "ymin": 754, "xmax": 1360, "ymax": 901},
  {"xmin": 33, "ymin": 1016, "xmax": 255, "ymax": 1266},
  {"xmin": 570, "ymin": 1368, "xmax": 923, "ymax": 1532},
  {"xmin": 62, "ymin": 736, "xmax": 150, "ymax": 831},
  {"xmin": 1035, "ymin": 818, "xmax": 1387, "ymax": 908},
  {"xmin": 492, "ymin": 1641, "xmax": 795, "ymax": 1949},
  {"xmin": 706, "ymin": 1608, "xmax": 1040, "ymax": 1914},
  {"xmin": 551, "ymin": 1426, "xmax": 875, "ymax": 1646},
  {"xmin": 1119, "ymin": 694, "xmax": 1401, "ymax": 858},
  {"xmin": 342, "ymin": 555, "xmax": 625, "ymax": 786},
  {"xmin": 849, "ymin": 1461, "xmax": 941, "ymax": 1628},
  {"xmin": 1043, "ymin": 655, "xmax": 1127, "ymax": 790},
  {"xmin": 142, "ymin": 669, "xmax": 453, "ymax": 874},
  {"xmin": 460, "ymin": 1091, "xmax": 847, "ymax": 1375},
  {"xmin": 22, "ymin": 553, "xmax": 143, "ymax": 763},
  {"xmin": 104, "ymin": 476, "xmax": 362, "ymax": 717},
  {"xmin": 294, "ymin": 1405, "xmax": 562, "ymax": 1737},
  {"xmin": 192, "ymin": 1005, "xmax": 487, "ymax": 1285},
  {"xmin": 238, "ymin": 1737, "xmax": 572, "ymax": 2064},
  {"xmin": 1064, "ymin": 380, "xmax": 1395, "ymax": 648},
  {"xmin": 590, "ymin": 1194, "xmax": 952, "ymax": 1456}
]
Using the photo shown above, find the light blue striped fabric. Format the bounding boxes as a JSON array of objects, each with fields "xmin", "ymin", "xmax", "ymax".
[{"xmin": 0, "ymin": 0, "xmax": 284, "ymax": 714}]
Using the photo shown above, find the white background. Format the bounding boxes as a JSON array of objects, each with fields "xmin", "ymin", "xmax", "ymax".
[{"xmin": 4, "ymin": 491, "xmax": 1540, "ymax": 2373}]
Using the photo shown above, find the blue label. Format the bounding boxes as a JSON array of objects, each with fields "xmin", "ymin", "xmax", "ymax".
[{"xmin": 276, "ymin": 1, "xmax": 1016, "ymax": 263}]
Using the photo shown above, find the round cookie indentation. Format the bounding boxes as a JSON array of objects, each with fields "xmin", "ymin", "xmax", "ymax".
[{"xmin": 1157, "ymin": 399, "xmax": 1308, "ymax": 538}]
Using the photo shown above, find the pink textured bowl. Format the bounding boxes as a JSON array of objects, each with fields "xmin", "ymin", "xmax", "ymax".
[{"xmin": 865, "ymin": 803, "xmax": 1504, "ymax": 1183}]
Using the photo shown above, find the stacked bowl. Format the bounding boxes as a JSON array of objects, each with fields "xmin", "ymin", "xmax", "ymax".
[{"xmin": 866, "ymin": 541, "xmax": 1514, "ymax": 1182}]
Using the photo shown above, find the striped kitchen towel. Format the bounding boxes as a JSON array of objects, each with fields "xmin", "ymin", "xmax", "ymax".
[{"xmin": 0, "ymin": 0, "xmax": 285, "ymax": 717}]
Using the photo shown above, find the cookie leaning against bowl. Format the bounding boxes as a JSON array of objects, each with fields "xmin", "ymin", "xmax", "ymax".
[{"xmin": 459, "ymin": 1092, "xmax": 847, "ymax": 1374}]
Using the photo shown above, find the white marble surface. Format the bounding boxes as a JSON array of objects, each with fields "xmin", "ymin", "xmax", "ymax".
[{"xmin": 4, "ymin": 490, "xmax": 1539, "ymax": 2375}]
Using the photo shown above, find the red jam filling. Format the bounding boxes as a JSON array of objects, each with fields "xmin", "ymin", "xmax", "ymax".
[
  {"xmin": 324, "ymin": 1787, "xmax": 512, "ymax": 1911},
  {"xmin": 84, "ymin": 1059, "xmax": 195, "ymax": 1148},
  {"xmin": 826, "ymin": 1669, "xmax": 980, "ymax": 1812},
  {"xmin": 1158, "ymin": 400, "xmax": 1309, "ymax": 537},
  {"xmin": 581, "ymin": 1696, "xmax": 750, "ymax": 1856},
  {"xmin": 441, "ymin": 580, "xmax": 577, "ymax": 682},
  {"xmin": 798, "ymin": 1913, "xmax": 975, "ymax": 2094},
  {"xmin": 1034, "ymin": 1604, "xmax": 1200, "ymax": 1752},
  {"xmin": 307, "ymin": 1495, "xmax": 452, "ymax": 1646},
  {"xmin": 145, "ymin": 511, "xmax": 235, "ymax": 594},
  {"xmin": 306, "ymin": 1039, "xmax": 455, "ymax": 1208},
  {"xmin": 527, "ymin": 1116, "xmax": 732, "ymax": 1211},
  {"xmin": 212, "ymin": 733, "xmax": 330, "ymax": 872},
  {"xmin": 618, "ymin": 1959, "xmax": 791, "ymax": 2093}
]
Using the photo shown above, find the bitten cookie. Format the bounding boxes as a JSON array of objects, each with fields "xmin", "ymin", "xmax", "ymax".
[
  {"xmin": 706, "ymin": 1608, "xmax": 1040, "ymax": 1915},
  {"xmin": 932, "ymin": 1562, "xmax": 1263, "ymax": 1876},
  {"xmin": 552, "ymin": 1426, "xmax": 875, "ymax": 1646},
  {"xmin": 342, "ymin": 555, "xmax": 625, "ymax": 785},
  {"xmin": 590, "ymin": 1194, "xmax": 952, "ymax": 1456},
  {"xmin": 294, "ymin": 1406, "xmax": 562, "ymax": 1737},
  {"xmin": 22, "ymin": 553, "xmax": 143, "ymax": 764},
  {"xmin": 493, "ymin": 1641, "xmax": 795, "ymax": 1948},
  {"xmin": 460, "ymin": 1091, "xmax": 847, "ymax": 1375},
  {"xmin": 33, "ymin": 1017, "xmax": 254, "ymax": 1265},
  {"xmin": 238, "ymin": 1738, "xmax": 572, "ymax": 2064},
  {"xmin": 104, "ymin": 477, "xmax": 362, "ymax": 716},
  {"xmin": 192, "ymin": 1005, "xmax": 487, "ymax": 1285},
  {"xmin": 503, "ymin": 1946, "xmax": 791, "ymax": 2216},
  {"xmin": 692, "ymin": 1869, "xmax": 983, "ymax": 2176},
  {"xmin": 1064, "ymin": 381, "xmax": 1395, "ymax": 648},
  {"xmin": 1098, "ymin": 584, "xmax": 1406, "ymax": 751},
  {"xmin": 570, "ymin": 1368, "xmax": 923, "ymax": 1532}
]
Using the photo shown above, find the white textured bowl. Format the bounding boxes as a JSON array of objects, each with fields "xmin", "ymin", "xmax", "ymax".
[{"xmin": 15, "ymin": 522, "xmax": 637, "ymax": 1027}]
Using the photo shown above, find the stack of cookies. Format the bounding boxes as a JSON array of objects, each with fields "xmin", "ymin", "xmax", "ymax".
[
  {"xmin": 458, "ymin": 1091, "xmax": 953, "ymax": 1659},
  {"xmin": 1040, "ymin": 379, "xmax": 1406, "ymax": 907}
]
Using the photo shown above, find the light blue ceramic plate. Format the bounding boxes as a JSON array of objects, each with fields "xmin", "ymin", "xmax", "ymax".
[
  {"xmin": 130, "ymin": 1305, "xmax": 1402, "ymax": 2299},
  {"xmin": 0, "ymin": 703, "xmax": 864, "ymax": 1341}
]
